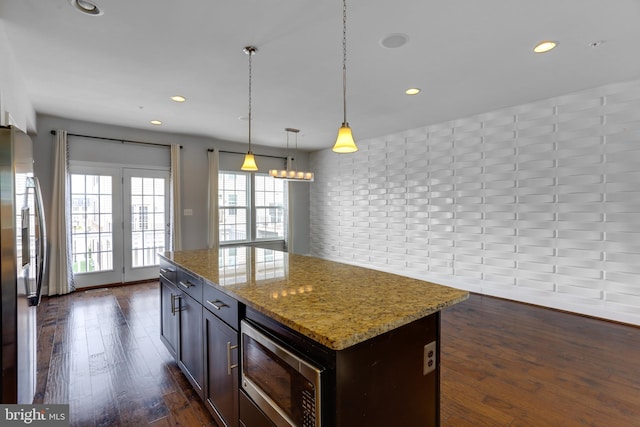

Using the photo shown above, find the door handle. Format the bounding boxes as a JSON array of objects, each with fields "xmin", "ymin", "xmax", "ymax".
[
  {"xmin": 179, "ymin": 280, "xmax": 193, "ymax": 289},
  {"xmin": 227, "ymin": 342, "xmax": 238, "ymax": 375},
  {"xmin": 170, "ymin": 293, "xmax": 180, "ymax": 314},
  {"xmin": 206, "ymin": 299, "xmax": 228, "ymax": 310}
]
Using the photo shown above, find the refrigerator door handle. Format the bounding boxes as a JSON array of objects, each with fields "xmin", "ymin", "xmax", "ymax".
[{"xmin": 27, "ymin": 176, "xmax": 47, "ymax": 307}]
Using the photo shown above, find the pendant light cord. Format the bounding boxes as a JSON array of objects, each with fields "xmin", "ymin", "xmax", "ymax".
[
  {"xmin": 248, "ymin": 48, "xmax": 253, "ymax": 151},
  {"xmin": 286, "ymin": 129, "xmax": 290, "ymax": 160},
  {"xmin": 342, "ymin": 0, "xmax": 348, "ymax": 125}
]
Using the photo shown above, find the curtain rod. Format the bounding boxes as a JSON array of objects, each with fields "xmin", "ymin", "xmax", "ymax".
[
  {"xmin": 209, "ymin": 148, "xmax": 288, "ymax": 160},
  {"xmin": 50, "ymin": 130, "xmax": 182, "ymax": 148}
]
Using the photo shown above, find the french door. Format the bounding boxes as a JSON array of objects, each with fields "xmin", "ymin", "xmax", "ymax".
[{"xmin": 70, "ymin": 165, "xmax": 169, "ymax": 288}]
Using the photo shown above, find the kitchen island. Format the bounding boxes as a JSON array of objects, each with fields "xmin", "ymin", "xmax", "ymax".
[{"xmin": 159, "ymin": 246, "xmax": 468, "ymax": 427}]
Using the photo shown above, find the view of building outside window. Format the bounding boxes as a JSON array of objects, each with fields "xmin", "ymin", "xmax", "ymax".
[
  {"xmin": 254, "ymin": 175, "xmax": 285, "ymax": 239},
  {"xmin": 70, "ymin": 174, "xmax": 113, "ymax": 273},
  {"xmin": 219, "ymin": 172, "xmax": 248, "ymax": 242},
  {"xmin": 218, "ymin": 172, "xmax": 286, "ymax": 243},
  {"xmin": 130, "ymin": 176, "xmax": 166, "ymax": 267}
]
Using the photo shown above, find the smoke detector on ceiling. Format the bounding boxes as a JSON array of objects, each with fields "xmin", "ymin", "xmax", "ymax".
[{"xmin": 69, "ymin": 0, "xmax": 103, "ymax": 16}]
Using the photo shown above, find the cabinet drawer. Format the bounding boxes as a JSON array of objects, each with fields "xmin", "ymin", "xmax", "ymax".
[
  {"xmin": 203, "ymin": 281, "xmax": 239, "ymax": 330},
  {"xmin": 177, "ymin": 269, "xmax": 203, "ymax": 303},
  {"xmin": 239, "ymin": 390, "xmax": 275, "ymax": 427},
  {"xmin": 159, "ymin": 259, "xmax": 177, "ymax": 285}
]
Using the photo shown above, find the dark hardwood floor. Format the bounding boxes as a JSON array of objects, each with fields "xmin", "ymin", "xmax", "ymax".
[
  {"xmin": 34, "ymin": 282, "xmax": 640, "ymax": 426},
  {"xmin": 440, "ymin": 295, "xmax": 640, "ymax": 426},
  {"xmin": 34, "ymin": 282, "xmax": 215, "ymax": 427}
]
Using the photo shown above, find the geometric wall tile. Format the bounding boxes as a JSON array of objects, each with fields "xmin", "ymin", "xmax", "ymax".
[{"xmin": 310, "ymin": 79, "xmax": 640, "ymax": 326}]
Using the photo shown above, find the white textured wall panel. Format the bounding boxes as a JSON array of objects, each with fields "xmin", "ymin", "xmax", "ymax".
[{"xmin": 310, "ymin": 79, "xmax": 640, "ymax": 325}]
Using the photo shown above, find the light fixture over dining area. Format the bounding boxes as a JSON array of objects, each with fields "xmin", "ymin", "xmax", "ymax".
[
  {"xmin": 241, "ymin": 45, "xmax": 259, "ymax": 171},
  {"xmin": 269, "ymin": 128, "xmax": 315, "ymax": 182}
]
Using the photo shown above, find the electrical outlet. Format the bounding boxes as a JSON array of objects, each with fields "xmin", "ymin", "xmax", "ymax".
[{"xmin": 423, "ymin": 341, "xmax": 437, "ymax": 375}]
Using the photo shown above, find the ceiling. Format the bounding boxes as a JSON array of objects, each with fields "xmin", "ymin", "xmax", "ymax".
[{"xmin": 1, "ymin": 0, "xmax": 640, "ymax": 151}]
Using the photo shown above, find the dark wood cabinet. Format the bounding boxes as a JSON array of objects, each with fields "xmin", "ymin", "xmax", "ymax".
[
  {"xmin": 245, "ymin": 306, "xmax": 441, "ymax": 427},
  {"xmin": 204, "ymin": 307, "xmax": 239, "ymax": 427},
  {"xmin": 178, "ymin": 292, "xmax": 204, "ymax": 397},
  {"xmin": 160, "ymin": 260, "xmax": 240, "ymax": 426},
  {"xmin": 159, "ymin": 260, "xmax": 179, "ymax": 359}
]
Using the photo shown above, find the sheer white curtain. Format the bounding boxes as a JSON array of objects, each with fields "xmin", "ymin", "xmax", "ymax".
[
  {"xmin": 207, "ymin": 149, "xmax": 219, "ymax": 248},
  {"xmin": 48, "ymin": 129, "xmax": 75, "ymax": 295},
  {"xmin": 170, "ymin": 144, "xmax": 182, "ymax": 251}
]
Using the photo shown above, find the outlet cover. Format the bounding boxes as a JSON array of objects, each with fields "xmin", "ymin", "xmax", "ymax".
[{"xmin": 423, "ymin": 341, "xmax": 437, "ymax": 375}]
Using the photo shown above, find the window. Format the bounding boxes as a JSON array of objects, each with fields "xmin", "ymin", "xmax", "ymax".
[
  {"xmin": 218, "ymin": 172, "xmax": 286, "ymax": 244},
  {"xmin": 254, "ymin": 175, "xmax": 285, "ymax": 239},
  {"xmin": 70, "ymin": 173, "xmax": 114, "ymax": 273},
  {"xmin": 219, "ymin": 172, "xmax": 248, "ymax": 242},
  {"xmin": 129, "ymin": 176, "xmax": 167, "ymax": 268}
]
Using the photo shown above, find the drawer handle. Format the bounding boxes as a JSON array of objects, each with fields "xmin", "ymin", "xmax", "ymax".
[
  {"xmin": 170, "ymin": 293, "xmax": 181, "ymax": 315},
  {"xmin": 227, "ymin": 342, "xmax": 238, "ymax": 375},
  {"xmin": 206, "ymin": 299, "xmax": 228, "ymax": 310},
  {"xmin": 160, "ymin": 268, "xmax": 175, "ymax": 274},
  {"xmin": 179, "ymin": 280, "xmax": 194, "ymax": 289}
]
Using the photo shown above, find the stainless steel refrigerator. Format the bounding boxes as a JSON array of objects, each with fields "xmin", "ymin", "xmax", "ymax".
[{"xmin": 0, "ymin": 125, "xmax": 47, "ymax": 404}]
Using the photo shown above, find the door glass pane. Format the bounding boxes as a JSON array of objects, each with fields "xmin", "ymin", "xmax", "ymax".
[
  {"xmin": 130, "ymin": 176, "xmax": 166, "ymax": 268},
  {"xmin": 71, "ymin": 174, "xmax": 114, "ymax": 273}
]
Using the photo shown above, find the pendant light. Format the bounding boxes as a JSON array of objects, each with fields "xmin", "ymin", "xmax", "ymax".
[
  {"xmin": 241, "ymin": 46, "xmax": 259, "ymax": 171},
  {"xmin": 332, "ymin": 0, "xmax": 358, "ymax": 153},
  {"xmin": 269, "ymin": 128, "xmax": 315, "ymax": 181}
]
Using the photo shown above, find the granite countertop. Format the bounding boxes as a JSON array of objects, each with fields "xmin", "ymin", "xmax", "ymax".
[{"xmin": 161, "ymin": 247, "xmax": 469, "ymax": 350}]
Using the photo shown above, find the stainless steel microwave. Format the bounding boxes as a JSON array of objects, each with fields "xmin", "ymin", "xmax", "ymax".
[{"xmin": 240, "ymin": 320, "xmax": 323, "ymax": 427}]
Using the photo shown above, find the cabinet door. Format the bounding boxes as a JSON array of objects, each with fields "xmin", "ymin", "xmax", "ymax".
[
  {"xmin": 160, "ymin": 279, "xmax": 179, "ymax": 358},
  {"xmin": 179, "ymin": 293, "xmax": 204, "ymax": 397},
  {"xmin": 204, "ymin": 309, "xmax": 239, "ymax": 427}
]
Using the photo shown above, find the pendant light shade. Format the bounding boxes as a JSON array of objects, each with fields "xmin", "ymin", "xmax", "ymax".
[
  {"xmin": 241, "ymin": 46, "xmax": 259, "ymax": 171},
  {"xmin": 332, "ymin": 0, "xmax": 358, "ymax": 153},
  {"xmin": 334, "ymin": 123, "xmax": 356, "ymax": 153},
  {"xmin": 241, "ymin": 152, "xmax": 258, "ymax": 171}
]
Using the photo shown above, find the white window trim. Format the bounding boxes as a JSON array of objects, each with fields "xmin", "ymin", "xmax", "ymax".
[{"xmin": 219, "ymin": 170, "xmax": 286, "ymax": 245}]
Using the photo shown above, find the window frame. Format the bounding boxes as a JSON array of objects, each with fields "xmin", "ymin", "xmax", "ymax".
[
  {"xmin": 218, "ymin": 171, "xmax": 250, "ymax": 244},
  {"xmin": 218, "ymin": 170, "xmax": 286, "ymax": 245}
]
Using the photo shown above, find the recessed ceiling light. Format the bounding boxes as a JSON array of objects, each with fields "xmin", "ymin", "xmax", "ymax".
[
  {"xmin": 69, "ymin": 0, "xmax": 103, "ymax": 16},
  {"xmin": 533, "ymin": 40, "xmax": 557, "ymax": 53},
  {"xmin": 380, "ymin": 33, "xmax": 409, "ymax": 49},
  {"xmin": 405, "ymin": 88, "xmax": 421, "ymax": 95},
  {"xmin": 150, "ymin": 120, "xmax": 162, "ymax": 125},
  {"xmin": 589, "ymin": 40, "xmax": 605, "ymax": 48},
  {"xmin": 171, "ymin": 95, "xmax": 186, "ymax": 102}
]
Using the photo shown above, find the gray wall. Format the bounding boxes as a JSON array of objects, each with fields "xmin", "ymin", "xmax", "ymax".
[{"xmin": 34, "ymin": 114, "xmax": 311, "ymax": 255}]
